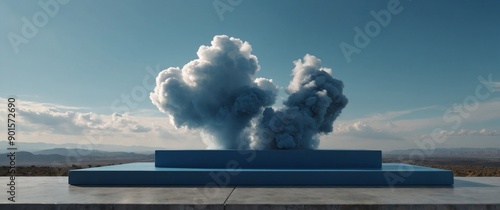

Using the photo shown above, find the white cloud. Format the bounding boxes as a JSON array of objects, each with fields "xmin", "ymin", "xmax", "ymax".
[
  {"xmin": 392, "ymin": 99, "xmax": 500, "ymax": 133},
  {"xmin": 421, "ymin": 129, "xmax": 500, "ymax": 139},
  {"xmin": 484, "ymin": 81, "xmax": 500, "ymax": 92},
  {"xmin": 338, "ymin": 106, "xmax": 439, "ymax": 132},
  {"xmin": 357, "ymin": 106, "xmax": 437, "ymax": 122},
  {"xmin": 19, "ymin": 107, "xmax": 151, "ymax": 135},
  {"xmin": 111, "ymin": 112, "xmax": 151, "ymax": 133},
  {"xmin": 0, "ymin": 98, "xmax": 209, "ymax": 149},
  {"xmin": 327, "ymin": 98, "xmax": 500, "ymax": 147},
  {"xmin": 4, "ymin": 93, "xmax": 500, "ymax": 151},
  {"xmin": 332, "ymin": 106, "xmax": 439, "ymax": 136},
  {"xmin": 334, "ymin": 121, "xmax": 404, "ymax": 140}
]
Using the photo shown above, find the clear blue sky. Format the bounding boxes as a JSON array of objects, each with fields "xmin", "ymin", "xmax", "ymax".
[{"xmin": 1, "ymin": 0, "xmax": 499, "ymax": 151}]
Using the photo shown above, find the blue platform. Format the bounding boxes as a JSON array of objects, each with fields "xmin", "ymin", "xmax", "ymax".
[
  {"xmin": 155, "ymin": 150, "xmax": 382, "ymax": 169},
  {"xmin": 69, "ymin": 162, "xmax": 453, "ymax": 186},
  {"xmin": 69, "ymin": 150, "xmax": 454, "ymax": 186}
]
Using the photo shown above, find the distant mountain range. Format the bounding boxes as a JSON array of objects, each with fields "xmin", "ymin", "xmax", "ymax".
[
  {"xmin": 0, "ymin": 141, "xmax": 163, "ymax": 153},
  {"xmin": 0, "ymin": 141, "xmax": 160, "ymax": 166},
  {"xmin": 0, "ymin": 141, "xmax": 498, "ymax": 166},
  {"xmin": 1, "ymin": 148, "xmax": 154, "ymax": 166},
  {"xmin": 385, "ymin": 148, "xmax": 500, "ymax": 158}
]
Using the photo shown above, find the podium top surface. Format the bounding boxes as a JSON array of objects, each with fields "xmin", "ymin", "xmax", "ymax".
[{"xmin": 155, "ymin": 149, "xmax": 382, "ymax": 169}]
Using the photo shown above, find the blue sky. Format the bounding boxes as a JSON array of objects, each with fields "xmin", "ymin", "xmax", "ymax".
[{"xmin": 1, "ymin": 0, "xmax": 499, "ymax": 151}]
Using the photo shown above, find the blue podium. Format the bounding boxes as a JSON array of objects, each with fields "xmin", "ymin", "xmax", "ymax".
[{"xmin": 69, "ymin": 150, "xmax": 453, "ymax": 186}]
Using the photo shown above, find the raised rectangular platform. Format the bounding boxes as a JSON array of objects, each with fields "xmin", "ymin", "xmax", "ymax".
[
  {"xmin": 68, "ymin": 162, "xmax": 453, "ymax": 186},
  {"xmin": 155, "ymin": 150, "xmax": 382, "ymax": 169}
]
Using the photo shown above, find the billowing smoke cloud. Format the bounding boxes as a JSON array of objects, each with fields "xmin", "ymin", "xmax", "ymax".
[
  {"xmin": 252, "ymin": 55, "xmax": 348, "ymax": 149},
  {"xmin": 150, "ymin": 35, "xmax": 347, "ymax": 149},
  {"xmin": 150, "ymin": 35, "xmax": 277, "ymax": 149}
]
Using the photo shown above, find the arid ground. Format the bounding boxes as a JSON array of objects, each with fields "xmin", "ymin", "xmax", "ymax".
[
  {"xmin": 383, "ymin": 156, "xmax": 500, "ymax": 177},
  {"xmin": 2, "ymin": 156, "xmax": 499, "ymax": 176}
]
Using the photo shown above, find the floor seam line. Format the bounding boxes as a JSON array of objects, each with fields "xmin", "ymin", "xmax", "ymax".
[{"xmin": 223, "ymin": 186, "xmax": 236, "ymax": 207}]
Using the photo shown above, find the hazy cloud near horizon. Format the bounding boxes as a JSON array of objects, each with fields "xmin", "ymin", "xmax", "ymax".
[
  {"xmin": 18, "ymin": 108, "xmax": 151, "ymax": 135},
  {"xmin": 1, "ymin": 96, "xmax": 499, "ymax": 150},
  {"xmin": 334, "ymin": 121, "xmax": 404, "ymax": 141}
]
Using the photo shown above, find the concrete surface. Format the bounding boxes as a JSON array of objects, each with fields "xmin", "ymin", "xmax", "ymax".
[{"xmin": 1, "ymin": 177, "xmax": 499, "ymax": 209}]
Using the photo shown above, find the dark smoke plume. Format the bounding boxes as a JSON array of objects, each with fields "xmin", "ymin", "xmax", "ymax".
[
  {"xmin": 150, "ymin": 35, "xmax": 347, "ymax": 149},
  {"xmin": 252, "ymin": 54, "xmax": 348, "ymax": 149}
]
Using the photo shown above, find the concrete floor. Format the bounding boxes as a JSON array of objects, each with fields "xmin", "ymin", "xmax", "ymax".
[{"xmin": 1, "ymin": 177, "xmax": 499, "ymax": 209}]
